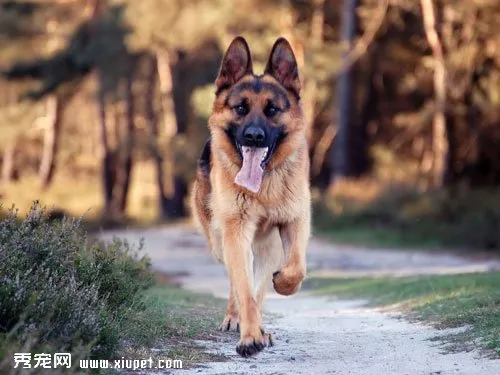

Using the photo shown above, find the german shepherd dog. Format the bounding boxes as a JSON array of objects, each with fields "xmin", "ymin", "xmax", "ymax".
[{"xmin": 191, "ymin": 36, "xmax": 311, "ymax": 357}]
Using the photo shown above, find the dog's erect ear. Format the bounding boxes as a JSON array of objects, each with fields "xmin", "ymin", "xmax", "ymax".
[
  {"xmin": 265, "ymin": 38, "xmax": 300, "ymax": 96},
  {"xmin": 215, "ymin": 36, "xmax": 253, "ymax": 91}
]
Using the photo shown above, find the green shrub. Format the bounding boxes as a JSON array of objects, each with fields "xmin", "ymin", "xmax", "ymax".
[{"xmin": 0, "ymin": 204, "xmax": 154, "ymax": 363}]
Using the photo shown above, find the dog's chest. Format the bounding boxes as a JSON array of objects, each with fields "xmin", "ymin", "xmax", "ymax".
[{"xmin": 257, "ymin": 194, "xmax": 303, "ymax": 226}]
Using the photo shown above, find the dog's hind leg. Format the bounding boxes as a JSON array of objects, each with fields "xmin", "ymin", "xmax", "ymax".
[
  {"xmin": 219, "ymin": 282, "xmax": 240, "ymax": 331},
  {"xmin": 191, "ymin": 138, "xmax": 216, "ymax": 253}
]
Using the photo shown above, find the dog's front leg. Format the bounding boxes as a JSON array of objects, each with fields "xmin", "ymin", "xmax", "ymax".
[
  {"xmin": 273, "ymin": 213, "xmax": 310, "ymax": 296},
  {"xmin": 222, "ymin": 217, "xmax": 273, "ymax": 357}
]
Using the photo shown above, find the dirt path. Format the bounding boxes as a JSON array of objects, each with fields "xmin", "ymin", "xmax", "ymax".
[{"xmin": 102, "ymin": 226, "xmax": 500, "ymax": 375}]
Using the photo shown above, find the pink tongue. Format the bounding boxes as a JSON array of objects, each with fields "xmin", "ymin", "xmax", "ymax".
[{"xmin": 235, "ymin": 146, "xmax": 267, "ymax": 193}]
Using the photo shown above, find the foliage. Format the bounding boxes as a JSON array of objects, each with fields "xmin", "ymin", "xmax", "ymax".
[
  {"xmin": 0, "ymin": 203, "xmax": 153, "ymax": 361},
  {"xmin": 0, "ymin": 203, "xmax": 227, "ymax": 371}
]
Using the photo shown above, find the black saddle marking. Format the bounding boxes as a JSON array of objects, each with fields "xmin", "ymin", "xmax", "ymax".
[{"xmin": 198, "ymin": 138, "xmax": 211, "ymax": 176}]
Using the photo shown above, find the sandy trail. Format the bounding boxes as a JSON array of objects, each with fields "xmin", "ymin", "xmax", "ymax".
[{"xmin": 102, "ymin": 226, "xmax": 500, "ymax": 375}]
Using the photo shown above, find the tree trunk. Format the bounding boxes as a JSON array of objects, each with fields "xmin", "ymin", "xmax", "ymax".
[
  {"xmin": 156, "ymin": 48, "xmax": 175, "ymax": 199},
  {"xmin": 2, "ymin": 143, "xmax": 17, "ymax": 185},
  {"xmin": 146, "ymin": 55, "xmax": 188, "ymax": 220},
  {"xmin": 420, "ymin": 0, "xmax": 448, "ymax": 188},
  {"xmin": 154, "ymin": 49, "xmax": 186, "ymax": 220},
  {"xmin": 156, "ymin": 48, "xmax": 178, "ymax": 138},
  {"xmin": 330, "ymin": 0, "xmax": 357, "ymax": 187},
  {"xmin": 96, "ymin": 70, "xmax": 115, "ymax": 218},
  {"xmin": 351, "ymin": 53, "xmax": 377, "ymax": 176},
  {"xmin": 145, "ymin": 55, "xmax": 167, "ymax": 218},
  {"xmin": 303, "ymin": 0, "xmax": 325, "ymax": 142},
  {"xmin": 85, "ymin": 0, "xmax": 114, "ymax": 219},
  {"xmin": 115, "ymin": 69, "xmax": 135, "ymax": 214},
  {"xmin": 38, "ymin": 96, "xmax": 62, "ymax": 188},
  {"xmin": 444, "ymin": 114, "xmax": 456, "ymax": 185}
]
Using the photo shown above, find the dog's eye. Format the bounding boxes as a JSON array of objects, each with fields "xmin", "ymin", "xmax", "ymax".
[
  {"xmin": 233, "ymin": 104, "xmax": 249, "ymax": 117},
  {"xmin": 264, "ymin": 104, "xmax": 280, "ymax": 118}
]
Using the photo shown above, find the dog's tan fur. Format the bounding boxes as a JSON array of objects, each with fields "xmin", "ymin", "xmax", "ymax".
[{"xmin": 190, "ymin": 36, "xmax": 311, "ymax": 357}]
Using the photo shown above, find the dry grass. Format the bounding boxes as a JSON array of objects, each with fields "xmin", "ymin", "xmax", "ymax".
[{"xmin": 0, "ymin": 160, "xmax": 165, "ymax": 227}]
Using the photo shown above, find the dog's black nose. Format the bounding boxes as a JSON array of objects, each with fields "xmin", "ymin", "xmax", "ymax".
[{"xmin": 243, "ymin": 126, "xmax": 266, "ymax": 146}]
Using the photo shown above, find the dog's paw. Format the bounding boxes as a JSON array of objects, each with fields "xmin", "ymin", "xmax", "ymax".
[
  {"xmin": 219, "ymin": 313, "xmax": 240, "ymax": 332},
  {"xmin": 236, "ymin": 331, "xmax": 274, "ymax": 357},
  {"xmin": 272, "ymin": 266, "xmax": 305, "ymax": 296}
]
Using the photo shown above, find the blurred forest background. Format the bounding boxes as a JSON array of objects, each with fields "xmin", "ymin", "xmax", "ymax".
[{"xmin": 1, "ymin": 0, "xmax": 500, "ymax": 251}]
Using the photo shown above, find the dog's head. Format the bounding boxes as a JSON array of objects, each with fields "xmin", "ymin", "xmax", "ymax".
[{"xmin": 209, "ymin": 36, "xmax": 305, "ymax": 193}]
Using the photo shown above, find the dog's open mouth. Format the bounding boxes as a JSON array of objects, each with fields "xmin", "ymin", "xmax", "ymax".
[{"xmin": 234, "ymin": 146, "xmax": 269, "ymax": 193}]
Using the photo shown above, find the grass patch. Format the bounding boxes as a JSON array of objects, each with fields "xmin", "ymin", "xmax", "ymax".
[
  {"xmin": 304, "ymin": 272, "xmax": 500, "ymax": 357},
  {"xmin": 313, "ymin": 211, "xmax": 444, "ymax": 250},
  {"xmin": 120, "ymin": 284, "xmax": 226, "ymax": 368},
  {"xmin": 0, "ymin": 204, "xmax": 226, "ymax": 373}
]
